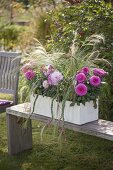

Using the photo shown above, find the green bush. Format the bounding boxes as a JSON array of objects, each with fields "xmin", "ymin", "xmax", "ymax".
[
  {"xmin": 41, "ymin": 0, "xmax": 113, "ymax": 120},
  {"xmin": 0, "ymin": 24, "xmax": 25, "ymax": 50},
  {"xmin": 46, "ymin": 0, "xmax": 113, "ymax": 53},
  {"xmin": 34, "ymin": 11, "xmax": 51, "ymax": 45}
]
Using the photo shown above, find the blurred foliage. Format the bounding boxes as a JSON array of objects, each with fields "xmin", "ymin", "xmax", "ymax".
[
  {"xmin": 33, "ymin": 11, "xmax": 51, "ymax": 45},
  {"xmin": 0, "ymin": 24, "xmax": 26, "ymax": 50},
  {"xmin": 32, "ymin": 0, "xmax": 113, "ymax": 120},
  {"xmin": 46, "ymin": 0, "xmax": 113, "ymax": 53},
  {"xmin": 1, "ymin": 0, "xmax": 113, "ymax": 120},
  {"xmin": 15, "ymin": 0, "xmax": 58, "ymax": 8}
]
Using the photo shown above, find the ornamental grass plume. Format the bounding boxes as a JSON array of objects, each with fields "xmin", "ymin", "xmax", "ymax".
[{"xmin": 29, "ymin": 60, "xmax": 38, "ymax": 68}]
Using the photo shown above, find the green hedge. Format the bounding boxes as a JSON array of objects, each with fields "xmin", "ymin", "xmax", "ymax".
[
  {"xmin": 45, "ymin": 0, "xmax": 113, "ymax": 52},
  {"xmin": 0, "ymin": 24, "xmax": 25, "ymax": 50},
  {"xmin": 41, "ymin": 0, "xmax": 113, "ymax": 120}
]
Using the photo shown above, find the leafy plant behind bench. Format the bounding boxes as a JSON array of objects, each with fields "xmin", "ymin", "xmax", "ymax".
[{"xmin": 0, "ymin": 24, "xmax": 25, "ymax": 50}]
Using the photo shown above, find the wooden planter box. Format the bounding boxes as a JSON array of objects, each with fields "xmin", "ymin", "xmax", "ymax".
[{"xmin": 30, "ymin": 95, "xmax": 98, "ymax": 125}]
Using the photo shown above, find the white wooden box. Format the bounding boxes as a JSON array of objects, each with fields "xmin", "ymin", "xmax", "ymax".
[{"xmin": 30, "ymin": 95, "xmax": 98, "ymax": 125}]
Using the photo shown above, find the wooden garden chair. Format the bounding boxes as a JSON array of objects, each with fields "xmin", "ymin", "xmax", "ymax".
[{"xmin": 0, "ymin": 51, "xmax": 21, "ymax": 112}]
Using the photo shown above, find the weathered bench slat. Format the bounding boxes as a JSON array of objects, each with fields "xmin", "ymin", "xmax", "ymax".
[
  {"xmin": 6, "ymin": 103, "xmax": 113, "ymax": 145},
  {"xmin": 0, "ymin": 51, "xmax": 21, "ymax": 108}
]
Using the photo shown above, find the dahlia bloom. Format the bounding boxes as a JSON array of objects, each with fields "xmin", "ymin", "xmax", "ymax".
[
  {"xmin": 41, "ymin": 65, "xmax": 55, "ymax": 76},
  {"xmin": 25, "ymin": 70, "xmax": 36, "ymax": 80},
  {"xmin": 21, "ymin": 63, "xmax": 32, "ymax": 73},
  {"xmin": 81, "ymin": 67, "xmax": 90, "ymax": 75},
  {"xmin": 93, "ymin": 68, "xmax": 107, "ymax": 77},
  {"xmin": 75, "ymin": 73, "xmax": 86, "ymax": 83},
  {"xmin": 48, "ymin": 71, "xmax": 63, "ymax": 86},
  {"xmin": 89, "ymin": 75, "xmax": 101, "ymax": 87},
  {"xmin": 75, "ymin": 83, "xmax": 87, "ymax": 96},
  {"xmin": 43, "ymin": 80, "xmax": 49, "ymax": 89}
]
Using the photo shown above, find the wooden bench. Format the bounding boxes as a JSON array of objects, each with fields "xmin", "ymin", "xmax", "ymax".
[
  {"xmin": 0, "ymin": 51, "xmax": 21, "ymax": 112},
  {"xmin": 6, "ymin": 103, "xmax": 113, "ymax": 155}
]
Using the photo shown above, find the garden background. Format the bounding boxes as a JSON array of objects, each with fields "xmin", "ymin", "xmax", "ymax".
[{"xmin": 1, "ymin": 0, "xmax": 113, "ymax": 169}]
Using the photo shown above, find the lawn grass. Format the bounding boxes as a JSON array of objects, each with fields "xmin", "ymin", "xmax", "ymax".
[{"xmin": 1, "ymin": 112, "xmax": 113, "ymax": 170}]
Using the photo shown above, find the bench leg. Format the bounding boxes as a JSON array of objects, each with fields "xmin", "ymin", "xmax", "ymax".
[{"xmin": 6, "ymin": 114, "xmax": 32, "ymax": 155}]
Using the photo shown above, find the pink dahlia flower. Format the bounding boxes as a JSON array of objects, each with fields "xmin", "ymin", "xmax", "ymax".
[
  {"xmin": 75, "ymin": 83, "xmax": 87, "ymax": 96},
  {"xmin": 21, "ymin": 63, "xmax": 32, "ymax": 73},
  {"xmin": 81, "ymin": 67, "xmax": 90, "ymax": 75},
  {"xmin": 25, "ymin": 70, "xmax": 36, "ymax": 80},
  {"xmin": 43, "ymin": 80, "xmax": 49, "ymax": 89},
  {"xmin": 89, "ymin": 75, "xmax": 101, "ymax": 87},
  {"xmin": 93, "ymin": 68, "xmax": 107, "ymax": 77},
  {"xmin": 75, "ymin": 73, "xmax": 86, "ymax": 83},
  {"xmin": 41, "ymin": 65, "xmax": 55, "ymax": 77},
  {"xmin": 48, "ymin": 71, "xmax": 63, "ymax": 85}
]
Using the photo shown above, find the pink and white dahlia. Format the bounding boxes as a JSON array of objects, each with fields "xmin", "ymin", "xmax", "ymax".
[
  {"xmin": 43, "ymin": 80, "xmax": 49, "ymax": 89},
  {"xmin": 21, "ymin": 63, "xmax": 32, "ymax": 73},
  {"xmin": 48, "ymin": 71, "xmax": 63, "ymax": 86}
]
